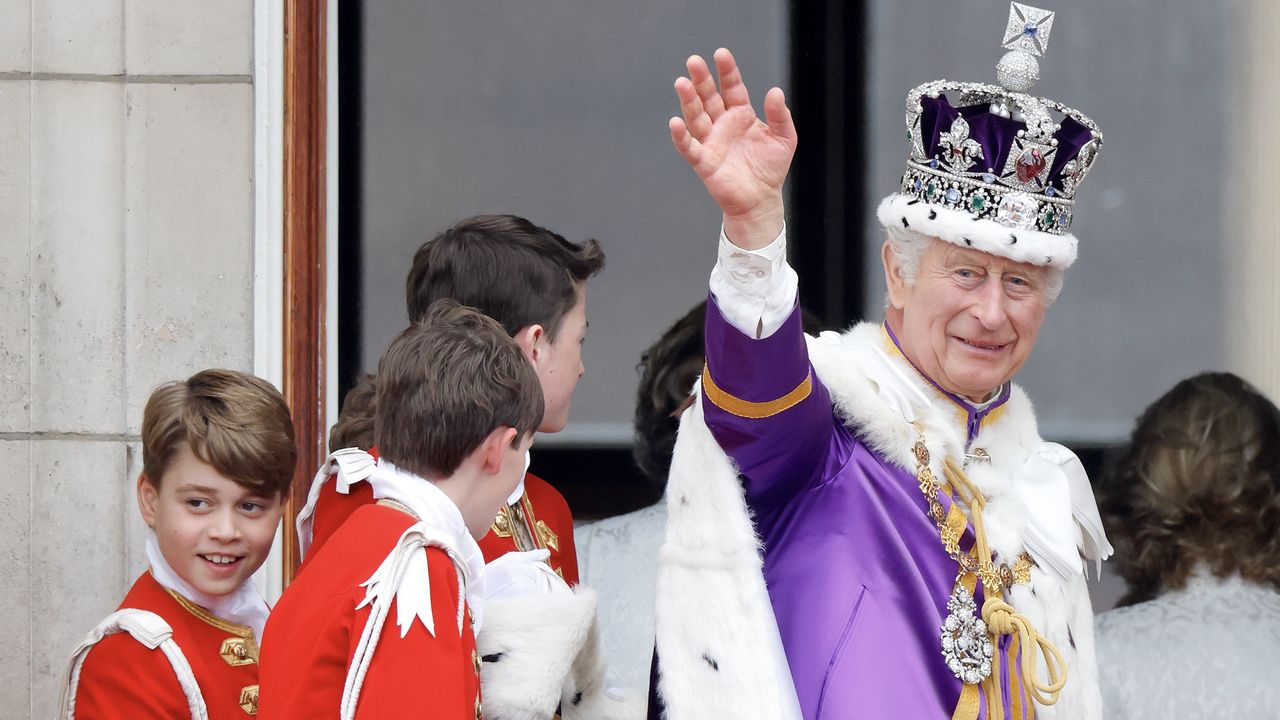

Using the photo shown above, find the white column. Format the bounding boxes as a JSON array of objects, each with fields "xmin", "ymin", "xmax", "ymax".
[{"xmin": 1225, "ymin": 0, "xmax": 1280, "ymax": 402}]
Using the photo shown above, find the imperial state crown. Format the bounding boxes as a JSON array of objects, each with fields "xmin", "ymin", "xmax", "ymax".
[{"xmin": 878, "ymin": 3, "xmax": 1103, "ymax": 269}]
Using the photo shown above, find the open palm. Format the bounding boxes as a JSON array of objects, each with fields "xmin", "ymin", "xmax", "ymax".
[{"xmin": 670, "ymin": 49, "xmax": 797, "ymax": 247}]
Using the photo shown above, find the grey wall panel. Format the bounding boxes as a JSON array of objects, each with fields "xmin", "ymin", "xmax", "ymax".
[
  {"xmin": 360, "ymin": 1, "xmax": 788, "ymax": 445},
  {"xmin": 864, "ymin": 0, "xmax": 1231, "ymax": 443},
  {"xmin": 361, "ymin": 0, "xmax": 1230, "ymax": 446}
]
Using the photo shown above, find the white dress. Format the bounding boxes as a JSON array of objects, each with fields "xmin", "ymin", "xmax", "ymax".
[
  {"xmin": 1094, "ymin": 571, "xmax": 1280, "ymax": 719},
  {"xmin": 573, "ymin": 499, "xmax": 667, "ymax": 691}
]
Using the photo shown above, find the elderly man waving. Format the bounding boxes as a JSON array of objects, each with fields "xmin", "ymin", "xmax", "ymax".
[{"xmin": 652, "ymin": 8, "xmax": 1112, "ymax": 720}]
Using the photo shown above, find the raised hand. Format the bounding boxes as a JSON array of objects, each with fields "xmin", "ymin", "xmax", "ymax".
[{"xmin": 670, "ymin": 48, "xmax": 797, "ymax": 250}]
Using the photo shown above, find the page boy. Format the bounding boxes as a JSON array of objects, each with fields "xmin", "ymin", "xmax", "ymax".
[
  {"xmin": 299, "ymin": 214, "xmax": 603, "ymax": 583},
  {"xmin": 60, "ymin": 369, "xmax": 297, "ymax": 718},
  {"xmin": 259, "ymin": 300, "xmax": 544, "ymax": 718}
]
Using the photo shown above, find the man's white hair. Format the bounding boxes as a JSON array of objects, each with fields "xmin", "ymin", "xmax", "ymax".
[{"xmin": 883, "ymin": 225, "xmax": 1065, "ymax": 304}]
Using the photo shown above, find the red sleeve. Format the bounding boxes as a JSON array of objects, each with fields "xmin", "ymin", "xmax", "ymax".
[
  {"xmin": 352, "ymin": 548, "xmax": 478, "ymax": 719},
  {"xmin": 73, "ymin": 632, "xmax": 190, "ymax": 720}
]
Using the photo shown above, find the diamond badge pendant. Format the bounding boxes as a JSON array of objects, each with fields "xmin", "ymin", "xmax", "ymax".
[{"xmin": 940, "ymin": 583, "xmax": 994, "ymax": 685}]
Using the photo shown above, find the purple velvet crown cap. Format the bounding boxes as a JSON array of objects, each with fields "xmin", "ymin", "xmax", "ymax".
[{"xmin": 917, "ymin": 93, "xmax": 1095, "ymax": 197}]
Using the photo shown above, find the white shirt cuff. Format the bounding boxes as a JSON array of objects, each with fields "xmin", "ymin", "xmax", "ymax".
[{"xmin": 709, "ymin": 224, "xmax": 799, "ymax": 339}]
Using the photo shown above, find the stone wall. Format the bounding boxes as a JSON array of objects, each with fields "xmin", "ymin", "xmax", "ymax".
[{"xmin": 0, "ymin": 1, "xmax": 256, "ymax": 715}]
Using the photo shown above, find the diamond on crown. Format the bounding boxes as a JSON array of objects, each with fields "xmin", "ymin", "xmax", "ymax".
[
  {"xmin": 938, "ymin": 116, "xmax": 985, "ymax": 174},
  {"xmin": 1002, "ymin": 3, "xmax": 1054, "ymax": 57},
  {"xmin": 899, "ymin": 166, "xmax": 1071, "ymax": 235}
]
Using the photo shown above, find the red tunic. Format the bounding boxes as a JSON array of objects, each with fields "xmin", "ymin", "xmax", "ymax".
[
  {"xmin": 73, "ymin": 572, "xmax": 262, "ymax": 718},
  {"xmin": 477, "ymin": 471, "xmax": 579, "ymax": 586},
  {"xmin": 260, "ymin": 503, "xmax": 480, "ymax": 719},
  {"xmin": 306, "ymin": 450, "xmax": 578, "ymax": 585}
]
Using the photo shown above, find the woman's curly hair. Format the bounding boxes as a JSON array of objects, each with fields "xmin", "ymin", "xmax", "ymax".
[
  {"xmin": 632, "ymin": 304, "xmax": 708, "ymax": 490},
  {"xmin": 1099, "ymin": 372, "xmax": 1280, "ymax": 606}
]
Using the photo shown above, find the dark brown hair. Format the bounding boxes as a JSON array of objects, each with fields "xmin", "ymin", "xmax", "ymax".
[
  {"xmin": 1100, "ymin": 372, "xmax": 1280, "ymax": 605},
  {"xmin": 141, "ymin": 369, "xmax": 297, "ymax": 497},
  {"xmin": 374, "ymin": 300, "xmax": 543, "ymax": 479},
  {"xmin": 406, "ymin": 214, "xmax": 604, "ymax": 339},
  {"xmin": 329, "ymin": 373, "xmax": 377, "ymax": 453}
]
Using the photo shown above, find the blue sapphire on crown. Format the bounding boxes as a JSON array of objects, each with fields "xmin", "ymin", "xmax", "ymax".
[{"xmin": 1002, "ymin": 3, "xmax": 1054, "ymax": 57}]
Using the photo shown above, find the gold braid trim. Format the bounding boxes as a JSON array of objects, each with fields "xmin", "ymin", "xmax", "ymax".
[
  {"xmin": 162, "ymin": 586, "xmax": 254, "ymax": 639},
  {"xmin": 944, "ymin": 458, "xmax": 1067, "ymax": 719},
  {"xmin": 377, "ymin": 497, "xmax": 420, "ymax": 520},
  {"xmin": 700, "ymin": 365, "xmax": 812, "ymax": 419}
]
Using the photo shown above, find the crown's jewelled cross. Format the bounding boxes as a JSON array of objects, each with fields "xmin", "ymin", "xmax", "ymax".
[{"xmin": 1002, "ymin": 3, "xmax": 1055, "ymax": 57}]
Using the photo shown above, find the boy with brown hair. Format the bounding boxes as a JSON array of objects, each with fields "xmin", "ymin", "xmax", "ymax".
[
  {"xmin": 259, "ymin": 300, "xmax": 545, "ymax": 718},
  {"xmin": 301, "ymin": 214, "xmax": 604, "ymax": 583},
  {"xmin": 60, "ymin": 369, "xmax": 297, "ymax": 719}
]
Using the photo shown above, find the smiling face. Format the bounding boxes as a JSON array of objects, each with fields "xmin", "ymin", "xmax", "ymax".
[
  {"xmin": 883, "ymin": 238, "xmax": 1050, "ymax": 401},
  {"xmin": 138, "ymin": 443, "xmax": 283, "ymax": 598}
]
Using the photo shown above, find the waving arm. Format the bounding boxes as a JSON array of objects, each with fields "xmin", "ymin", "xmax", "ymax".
[
  {"xmin": 670, "ymin": 49, "xmax": 830, "ymax": 506},
  {"xmin": 669, "ymin": 49, "xmax": 797, "ymax": 251}
]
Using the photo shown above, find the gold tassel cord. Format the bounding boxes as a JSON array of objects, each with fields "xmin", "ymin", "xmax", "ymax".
[{"xmin": 943, "ymin": 458, "xmax": 1067, "ymax": 719}]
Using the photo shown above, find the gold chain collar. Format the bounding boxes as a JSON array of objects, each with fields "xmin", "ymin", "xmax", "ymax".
[{"xmin": 911, "ymin": 427, "xmax": 1032, "ymax": 594}]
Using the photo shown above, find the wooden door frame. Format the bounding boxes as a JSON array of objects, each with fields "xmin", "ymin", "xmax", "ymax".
[{"xmin": 281, "ymin": 0, "xmax": 328, "ymax": 584}]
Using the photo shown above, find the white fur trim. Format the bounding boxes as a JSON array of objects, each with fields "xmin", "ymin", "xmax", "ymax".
[
  {"xmin": 60, "ymin": 609, "xmax": 208, "ymax": 720},
  {"xmin": 877, "ymin": 193, "xmax": 1079, "ymax": 269},
  {"xmin": 477, "ymin": 587, "xmax": 642, "ymax": 720},
  {"xmin": 561, "ymin": 589, "xmax": 647, "ymax": 720},
  {"xmin": 653, "ymin": 393, "xmax": 804, "ymax": 720}
]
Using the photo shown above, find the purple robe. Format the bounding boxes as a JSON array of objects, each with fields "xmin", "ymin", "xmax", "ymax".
[{"xmin": 702, "ymin": 294, "xmax": 1023, "ymax": 719}]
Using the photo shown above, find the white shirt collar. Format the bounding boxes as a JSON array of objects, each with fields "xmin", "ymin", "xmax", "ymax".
[
  {"xmin": 145, "ymin": 530, "xmax": 271, "ymax": 639},
  {"xmin": 505, "ymin": 451, "xmax": 532, "ymax": 506},
  {"xmin": 366, "ymin": 459, "xmax": 488, "ymax": 629}
]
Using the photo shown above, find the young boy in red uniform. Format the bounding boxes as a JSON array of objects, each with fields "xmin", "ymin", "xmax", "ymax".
[
  {"xmin": 259, "ymin": 300, "xmax": 544, "ymax": 718},
  {"xmin": 300, "ymin": 214, "xmax": 604, "ymax": 583},
  {"xmin": 60, "ymin": 369, "xmax": 297, "ymax": 718}
]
